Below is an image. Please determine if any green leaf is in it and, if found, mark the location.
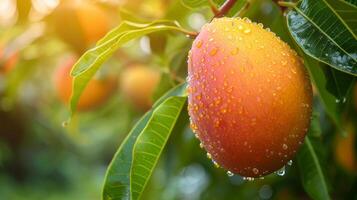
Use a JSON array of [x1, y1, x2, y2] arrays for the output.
[[325, 67, 355, 101], [102, 83, 187, 200], [224, 0, 249, 17], [301, 52, 353, 134], [69, 20, 193, 116], [102, 112, 150, 200], [130, 96, 186, 200], [181, 0, 208, 9], [285, 12, 355, 135], [325, 0, 357, 35], [181, 0, 248, 16], [309, 112, 322, 137], [152, 73, 176, 102], [297, 136, 331, 200], [344, 0, 357, 6], [286, 0, 357, 75]]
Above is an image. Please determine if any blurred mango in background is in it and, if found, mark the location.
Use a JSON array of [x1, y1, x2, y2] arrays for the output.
[[53, 54, 118, 111], [0, 0, 356, 200]]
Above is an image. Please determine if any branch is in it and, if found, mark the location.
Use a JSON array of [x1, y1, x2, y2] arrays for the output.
[[215, 0, 237, 17], [275, 1, 297, 12], [277, 1, 297, 7], [208, 0, 220, 15]]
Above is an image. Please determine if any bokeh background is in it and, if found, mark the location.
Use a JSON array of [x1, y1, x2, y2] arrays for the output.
[[0, 0, 356, 199]]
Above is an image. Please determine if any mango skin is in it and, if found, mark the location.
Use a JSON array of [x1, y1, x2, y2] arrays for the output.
[[187, 18, 313, 177], [54, 56, 117, 111]]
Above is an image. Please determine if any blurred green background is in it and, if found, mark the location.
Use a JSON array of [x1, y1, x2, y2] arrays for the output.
[[0, 0, 356, 199]]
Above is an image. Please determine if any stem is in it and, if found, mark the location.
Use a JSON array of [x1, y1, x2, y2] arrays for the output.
[[277, 1, 297, 8], [208, 0, 220, 15], [184, 31, 199, 39], [215, 0, 237, 17], [171, 27, 198, 39]]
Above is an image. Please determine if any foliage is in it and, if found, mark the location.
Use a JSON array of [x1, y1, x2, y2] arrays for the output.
[[0, 0, 356, 200]]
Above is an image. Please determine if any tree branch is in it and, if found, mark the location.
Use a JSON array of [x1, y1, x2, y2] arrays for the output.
[[208, 0, 220, 15], [215, 0, 237, 17]]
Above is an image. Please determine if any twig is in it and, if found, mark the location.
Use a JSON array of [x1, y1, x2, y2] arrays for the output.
[[276, 1, 297, 12], [184, 31, 199, 39], [208, 0, 220, 15], [277, 1, 297, 7], [215, 0, 237, 17]]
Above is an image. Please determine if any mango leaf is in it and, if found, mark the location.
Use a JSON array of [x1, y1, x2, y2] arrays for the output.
[[130, 96, 186, 200], [325, 0, 357, 34], [181, 0, 208, 9], [324, 67, 355, 102], [69, 20, 193, 116], [181, 0, 248, 16], [301, 51, 350, 135], [309, 112, 322, 137], [297, 136, 331, 200], [102, 83, 187, 200], [152, 73, 176, 102], [285, 10, 354, 135], [344, 0, 357, 7], [286, 0, 357, 75]]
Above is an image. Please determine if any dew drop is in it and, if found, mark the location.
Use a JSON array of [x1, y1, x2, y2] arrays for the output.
[[187, 86, 192, 94], [196, 40, 203, 48], [230, 48, 239, 55], [243, 17, 251, 23], [212, 160, 220, 168], [227, 171, 234, 177], [282, 144, 288, 150], [243, 177, 255, 181], [290, 68, 297, 74], [243, 29, 251, 34], [186, 76, 191, 82], [199, 143, 204, 148], [206, 153, 212, 159], [62, 121, 69, 127], [210, 47, 218, 56], [252, 168, 259, 174], [287, 160, 293, 166], [276, 166, 286, 176], [190, 123, 198, 132]]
